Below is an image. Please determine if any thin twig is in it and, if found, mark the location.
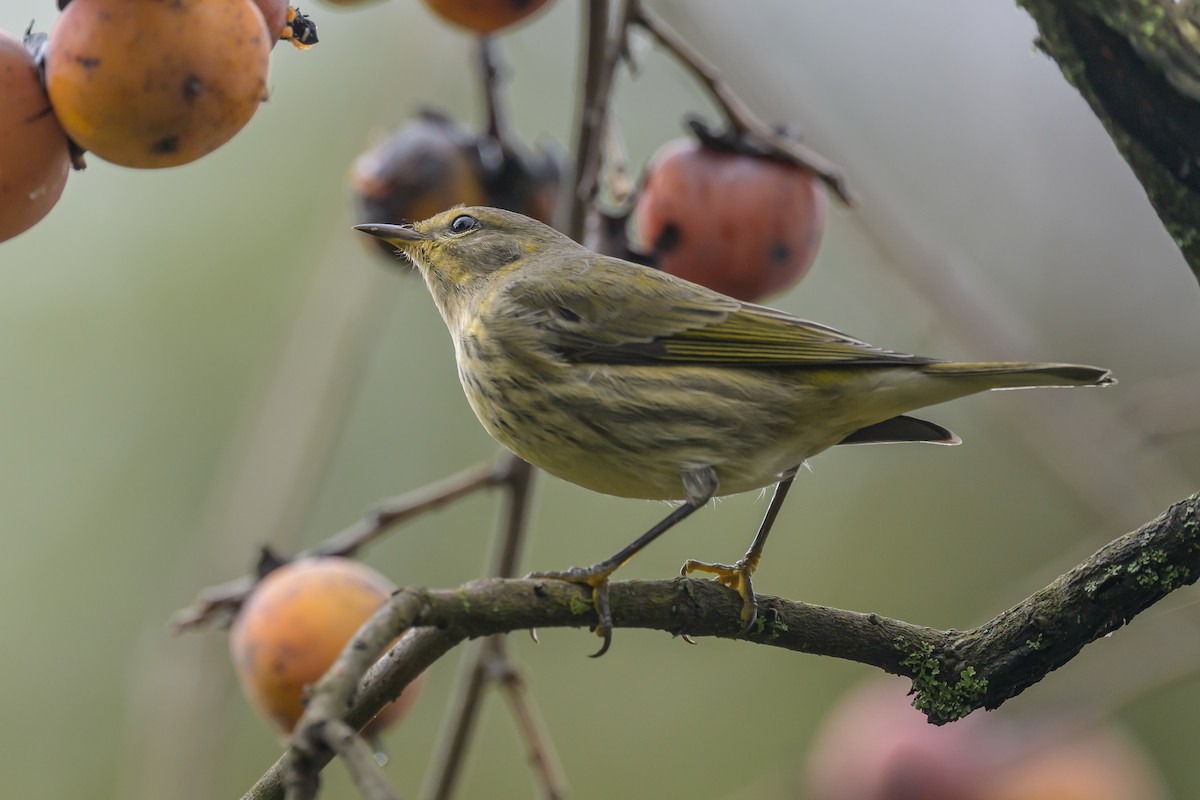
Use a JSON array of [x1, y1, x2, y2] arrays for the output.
[[281, 749, 320, 800], [313, 458, 508, 558], [488, 639, 568, 800], [420, 457, 537, 800], [602, 121, 635, 206], [419, 639, 493, 800], [171, 457, 505, 632], [560, 0, 620, 243], [850, 194, 1194, 533], [478, 37, 511, 147], [626, 0, 853, 204], [323, 720, 400, 800]]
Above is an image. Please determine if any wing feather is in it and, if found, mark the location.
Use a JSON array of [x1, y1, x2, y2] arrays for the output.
[[502, 257, 931, 368]]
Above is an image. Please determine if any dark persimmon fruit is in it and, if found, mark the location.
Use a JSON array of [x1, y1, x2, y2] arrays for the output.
[[352, 113, 488, 259], [45, 0, 271, 168], [0, 29, 70, 243], [635, 137, 826, 302], [352, 111, 560, 261], [229, 557, 424, 737]]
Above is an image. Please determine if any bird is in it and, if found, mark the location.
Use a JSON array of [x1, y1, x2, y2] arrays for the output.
[[354, 206, 1114, 656]]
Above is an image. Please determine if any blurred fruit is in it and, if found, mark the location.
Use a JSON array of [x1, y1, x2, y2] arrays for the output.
[[352, 113, 487, 258], [979, 725, 1168, 800], [229, 557, 424, 737], [45, 0, 271, 168], [351, 110, 559, 260], [804, 677, 1169, 800], [805, 677, 989, 800], [423, 0, 552, 34], [250, 0, 289, 43], [0, 30, 70, 243], [634, 135, 826, 302]]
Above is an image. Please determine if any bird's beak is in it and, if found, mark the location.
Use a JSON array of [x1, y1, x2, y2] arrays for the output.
[[352, 223, 429, 250]]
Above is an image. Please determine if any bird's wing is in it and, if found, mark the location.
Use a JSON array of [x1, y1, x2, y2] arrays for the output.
[[503, 257, 932, 367]]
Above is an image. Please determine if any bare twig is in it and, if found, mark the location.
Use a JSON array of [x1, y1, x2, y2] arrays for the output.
[[311, 458, 509, 558], [626, 0, 853, 204], [850, 198, 1194, 533], [560, 0, 622, 244], [477, 37, 510, 146], [419, 456, 538, 800], [322, 720, 399, 800], [281, 750, 319, 800], [602, 121, 635, 206], [171, 457, 506, 632], [419, 640, 492, 800], [489, 640, 568, 800]]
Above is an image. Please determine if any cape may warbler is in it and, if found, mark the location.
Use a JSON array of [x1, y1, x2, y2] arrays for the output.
[[356, 207, 1113, 654]]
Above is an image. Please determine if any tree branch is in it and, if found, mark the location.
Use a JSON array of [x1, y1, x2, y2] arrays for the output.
[[1017, 0, 1200, 284], [242, 492, 1199, 798]]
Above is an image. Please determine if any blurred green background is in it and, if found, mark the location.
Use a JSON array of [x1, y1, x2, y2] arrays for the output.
[[2, 1, 1199, 798]]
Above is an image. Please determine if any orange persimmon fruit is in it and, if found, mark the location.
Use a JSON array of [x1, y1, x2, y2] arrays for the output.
[[0, 29, 70, 243], [229, 557, 424, 737], [44, 0, 271, 168]]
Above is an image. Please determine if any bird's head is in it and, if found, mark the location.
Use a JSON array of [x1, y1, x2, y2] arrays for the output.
[[354, 206, 573, 320]]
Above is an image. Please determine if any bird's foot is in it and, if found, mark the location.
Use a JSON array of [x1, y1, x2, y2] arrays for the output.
[[527, 563, 617, 657], [679, 557, 760, 633]]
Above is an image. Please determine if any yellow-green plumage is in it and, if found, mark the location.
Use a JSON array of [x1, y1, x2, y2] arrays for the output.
[[356, 206, 1114, 649], [356, 206, 1113, 503]]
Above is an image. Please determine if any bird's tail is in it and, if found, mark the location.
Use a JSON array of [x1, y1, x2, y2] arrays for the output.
[[920, 361, 1115, 389]]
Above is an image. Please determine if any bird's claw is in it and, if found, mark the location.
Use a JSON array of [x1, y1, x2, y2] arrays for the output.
[[527, 564, 617, 656], [680, 557, 759, 633], [588, 580, 613, 657]]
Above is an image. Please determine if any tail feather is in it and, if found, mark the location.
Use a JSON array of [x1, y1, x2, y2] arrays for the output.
[[838, 415, 961, 446], [920, 362, 1115, 389]]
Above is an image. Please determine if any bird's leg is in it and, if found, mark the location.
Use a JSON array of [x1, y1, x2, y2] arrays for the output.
[[528, 467, 718, 657], [681, 469, 798, 633]]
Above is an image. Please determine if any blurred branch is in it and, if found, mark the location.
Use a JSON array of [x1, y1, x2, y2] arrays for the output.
[[853, 200, 1193, 532], [418, 457, 540, 800], [626, 0, 853, 204], [171, 457, 507, 632], [489, 640, 568, 800], [242, 492, 1199, 798], [477, 37, 511, 147], [1017, 0, 1200, 285], [422, 635, 566, 800], [560, 0, 623, 244]]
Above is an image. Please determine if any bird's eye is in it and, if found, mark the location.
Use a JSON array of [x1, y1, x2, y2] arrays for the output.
[[450, 214, 477, 234]]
